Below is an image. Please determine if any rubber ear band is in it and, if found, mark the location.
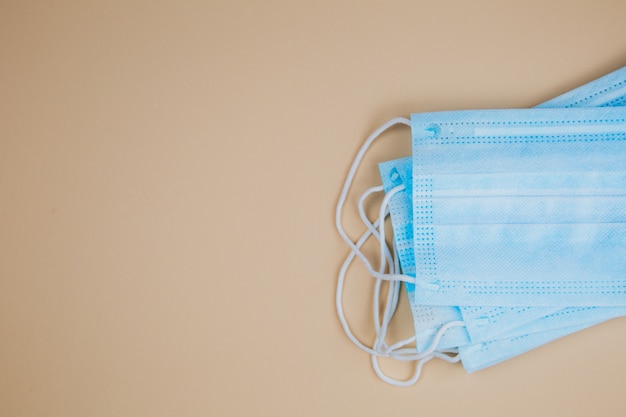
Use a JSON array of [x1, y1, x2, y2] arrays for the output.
[[335, 117, 466, 386]]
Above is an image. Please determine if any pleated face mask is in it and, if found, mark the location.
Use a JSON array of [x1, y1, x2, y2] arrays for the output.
[[381, 156, 626, 358], [379, 66, 626, 357], [335, 65, 626, 387], [410, 106, 626, 307]]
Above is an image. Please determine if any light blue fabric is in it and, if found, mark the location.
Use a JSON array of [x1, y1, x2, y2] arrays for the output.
[[460, 305, 626, 373], [380, 156, 626, 348], [459, 323, 593, 373], [381, 155, 626, 358], [411, 106, 626, 307], [536, 66, 626, 109], [379, 66, 626, 363], [380, 158, 558, 349]]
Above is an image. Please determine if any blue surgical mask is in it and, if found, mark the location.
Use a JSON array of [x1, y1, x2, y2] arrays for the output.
[[380, 157, 560, 350], [336, 65, 626, 386], [410, 106, 626, 307], [379, 67, 626, 356], [380, 155, 626, 349], [456, 66, 626, 370], [381, 108, 626, 357]]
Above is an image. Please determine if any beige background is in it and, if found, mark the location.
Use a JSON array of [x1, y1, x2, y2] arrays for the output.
[[2, 1, 626, 416]]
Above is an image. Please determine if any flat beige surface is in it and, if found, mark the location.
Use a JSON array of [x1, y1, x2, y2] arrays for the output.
[[2, 1, 626, 416]]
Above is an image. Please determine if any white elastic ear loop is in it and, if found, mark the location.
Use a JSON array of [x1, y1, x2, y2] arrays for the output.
[[371, 347, 466, 387], [355, 185, 407, 353], [335, 117, 415, 284], [373, 185, 405, 343], [371, 320, 466, 387], [373, 187, 406, 356], [375, 185, 404, 278], [369, 186, 466, 386], [336, 192, 411, 357], [358, 186, 399, 351], [386, 320, 465, 361], [335, 116, 466, 386], [336, 197, 461, 358], [373, 349, 462, 387], [358, 185, 404, 340], [371, 354, 434, 387], [357, 185, 394, 276], [336, 216, 391, 355]]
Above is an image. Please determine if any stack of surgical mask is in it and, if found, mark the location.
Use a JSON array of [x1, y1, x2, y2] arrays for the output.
[[335, 66, 626, 386]]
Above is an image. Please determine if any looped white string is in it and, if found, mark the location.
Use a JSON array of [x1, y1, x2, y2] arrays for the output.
[[335, 116, 466, 386], [335, 117, 417, 285]]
